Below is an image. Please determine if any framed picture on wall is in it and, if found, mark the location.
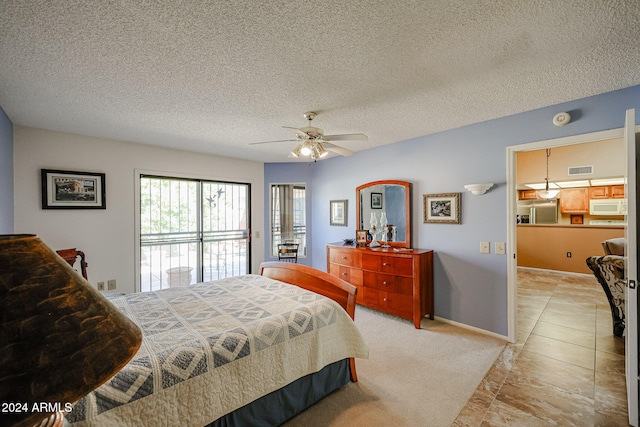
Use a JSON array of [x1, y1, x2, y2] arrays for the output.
[[41, 169, 106, 209], [371, 192, 382, 209], [423, 192, 460, 224], [330, 199, 348, 226]]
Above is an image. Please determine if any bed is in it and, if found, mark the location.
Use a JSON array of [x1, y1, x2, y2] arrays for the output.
[[64, 262, 368, 426]]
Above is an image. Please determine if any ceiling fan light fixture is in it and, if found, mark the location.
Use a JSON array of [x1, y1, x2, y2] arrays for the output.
[[290, 144, 302, 158], [300, 140, 313, 156], [313, 142, 328, 158]]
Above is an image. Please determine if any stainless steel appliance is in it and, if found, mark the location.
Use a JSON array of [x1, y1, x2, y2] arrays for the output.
[[517, 199, 558, 224]]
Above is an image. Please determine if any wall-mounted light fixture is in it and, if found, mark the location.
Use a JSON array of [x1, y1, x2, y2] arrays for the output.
[[464, 183, 494, 195]]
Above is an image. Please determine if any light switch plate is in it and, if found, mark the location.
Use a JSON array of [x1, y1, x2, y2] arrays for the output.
[[480, 241, 490, 254], [495, 242, 506, 255]]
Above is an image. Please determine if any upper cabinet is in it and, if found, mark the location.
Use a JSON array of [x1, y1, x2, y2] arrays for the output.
[[519, 189, 539, 200], [611, 185, 625, 198], [560, 188, 589, 213], [589, 185, 625, 199]]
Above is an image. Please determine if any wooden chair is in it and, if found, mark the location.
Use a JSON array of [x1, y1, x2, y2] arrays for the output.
[[277, 243, 299, 263], [56, 248, 88, 280]]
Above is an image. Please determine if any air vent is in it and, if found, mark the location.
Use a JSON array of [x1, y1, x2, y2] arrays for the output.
[[568, 165, 593, 176]]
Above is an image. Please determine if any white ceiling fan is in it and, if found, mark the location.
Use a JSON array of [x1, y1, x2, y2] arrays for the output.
[[250, 112, 368, 160]]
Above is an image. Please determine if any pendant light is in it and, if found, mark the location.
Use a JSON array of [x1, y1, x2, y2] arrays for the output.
[[537, 148, 560, 199]]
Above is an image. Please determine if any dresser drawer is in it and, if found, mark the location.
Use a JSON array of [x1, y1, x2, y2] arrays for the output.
[[362, 254, 413, 276], [330, 264, 363, 286], [329, 248, 362, 268], [362, 288, 412, 315], [363, 271, 412, 294]]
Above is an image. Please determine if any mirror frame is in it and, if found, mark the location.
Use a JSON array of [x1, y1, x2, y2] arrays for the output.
[[356, 180, 411, 248]]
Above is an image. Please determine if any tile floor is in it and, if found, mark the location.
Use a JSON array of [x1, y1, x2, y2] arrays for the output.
[[453, 268, 629, 426]]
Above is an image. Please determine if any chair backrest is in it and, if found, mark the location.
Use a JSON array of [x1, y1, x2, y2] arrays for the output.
[[602, 238, 625, 256], [56, 248, 88, 280], [277, 243, 299, 263]]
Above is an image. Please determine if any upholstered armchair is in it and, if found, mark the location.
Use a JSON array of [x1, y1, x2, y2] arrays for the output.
[[586, 255, 625, 337]]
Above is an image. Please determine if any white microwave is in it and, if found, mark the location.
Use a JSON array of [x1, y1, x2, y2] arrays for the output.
[[590, 199, 627, 215]]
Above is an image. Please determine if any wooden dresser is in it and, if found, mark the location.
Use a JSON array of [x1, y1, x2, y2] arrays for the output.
[[327, 243, 434, 328]]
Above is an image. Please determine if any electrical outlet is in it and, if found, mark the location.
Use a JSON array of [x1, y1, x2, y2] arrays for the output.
[[97, 281, 105, 291], [480, 241, 490, 254], [495, 242, 506, 255], [107, 279, 116, 290], [566, 252, 572, 258]]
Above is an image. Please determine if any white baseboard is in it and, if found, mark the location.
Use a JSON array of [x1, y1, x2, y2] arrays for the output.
[[433, 316, 508, 342]]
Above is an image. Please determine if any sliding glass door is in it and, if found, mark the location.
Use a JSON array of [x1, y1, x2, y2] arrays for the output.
[[139, 175, 250, 292]]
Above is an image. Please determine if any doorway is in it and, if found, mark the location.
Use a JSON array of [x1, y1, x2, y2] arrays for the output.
[[507, 127, 630, 341], [507, 121, 638, 425]]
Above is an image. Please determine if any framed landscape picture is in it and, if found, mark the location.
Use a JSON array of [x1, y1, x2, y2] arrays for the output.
[[41, 169, 106, 209], [423, 193, 460, 224]]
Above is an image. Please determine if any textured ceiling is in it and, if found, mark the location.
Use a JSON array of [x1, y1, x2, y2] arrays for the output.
[[1, 1, 639, 163]]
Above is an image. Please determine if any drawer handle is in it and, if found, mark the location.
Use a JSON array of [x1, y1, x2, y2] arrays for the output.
[[382, 281, 388, 285], [383, 297, 388, 302], [341, 256, 347, 260], [342, 272, 347, 276]]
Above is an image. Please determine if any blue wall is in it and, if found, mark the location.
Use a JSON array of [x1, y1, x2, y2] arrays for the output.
[[0, 107, 13, 233], [264, 84, 640, 336]]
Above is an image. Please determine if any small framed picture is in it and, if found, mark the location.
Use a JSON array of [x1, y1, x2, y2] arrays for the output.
[[571, 214, 584, 224], [330, 199, 348, 226], [423, 193, 461, 224], [41, 169, 106, 209], [371, 192, 382, 209], [356, 230, 368, 247]]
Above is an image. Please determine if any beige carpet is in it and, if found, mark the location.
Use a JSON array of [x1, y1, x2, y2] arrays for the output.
[[284, 306, 506, 427]]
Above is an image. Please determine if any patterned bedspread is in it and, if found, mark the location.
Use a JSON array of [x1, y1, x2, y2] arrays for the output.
[[65, 274, 368, 426]]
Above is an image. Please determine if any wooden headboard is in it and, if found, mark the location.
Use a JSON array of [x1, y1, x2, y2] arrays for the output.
[[259, 261, 357, 319]]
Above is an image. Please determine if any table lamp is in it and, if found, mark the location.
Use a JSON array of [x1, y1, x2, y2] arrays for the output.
[[0, 234, 142, 427]]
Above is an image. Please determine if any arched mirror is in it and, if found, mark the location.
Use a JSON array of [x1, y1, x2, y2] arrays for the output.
[[356, 180, 411, 248]]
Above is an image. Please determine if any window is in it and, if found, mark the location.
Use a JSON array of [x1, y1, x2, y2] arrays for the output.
[[271, 184, 306, 257], [139, 175, 250, 292]]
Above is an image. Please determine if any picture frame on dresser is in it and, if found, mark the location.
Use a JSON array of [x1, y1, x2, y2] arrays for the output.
[[423, 193, 460, 224], [355, 230, 368, 247], [41, 169, 106, 209]]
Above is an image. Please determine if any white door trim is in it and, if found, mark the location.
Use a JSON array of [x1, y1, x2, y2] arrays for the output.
[[506, 127, 630, 342], [624, 109, 638, 426]]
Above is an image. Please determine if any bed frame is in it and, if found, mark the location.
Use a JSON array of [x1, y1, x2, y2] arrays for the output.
[[259, 261, 359, 382]]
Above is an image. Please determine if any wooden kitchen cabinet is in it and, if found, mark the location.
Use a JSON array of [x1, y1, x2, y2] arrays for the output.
[[611, 185, 625, 198], [519, 189, 539, 200], [327, 243, 433, 329], [589, 186, 610, 199], [590, 185, 625, 199], [560, 188, 589, 213]]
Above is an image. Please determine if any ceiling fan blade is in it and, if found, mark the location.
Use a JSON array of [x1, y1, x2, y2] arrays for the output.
[[282, 126, 308, 138], [249, 139, 298, 145], [323, 142, 354, 157], [324, 133, 368, 142]]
